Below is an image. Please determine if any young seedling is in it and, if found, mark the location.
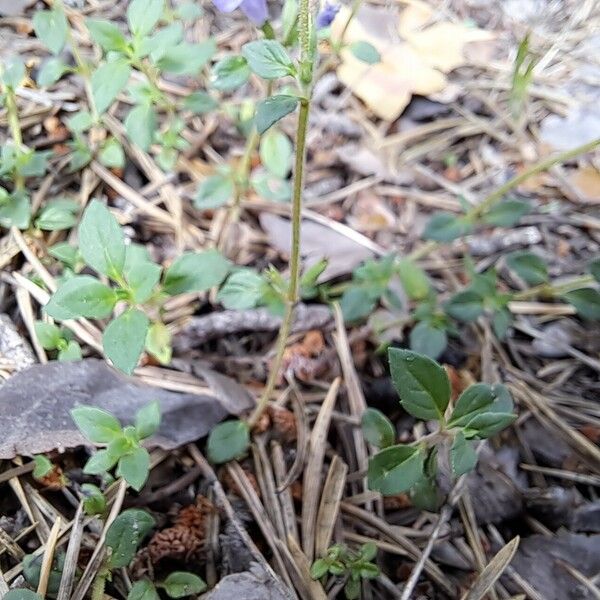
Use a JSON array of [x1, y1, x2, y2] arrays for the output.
[[128, 572, 207, 600], [362, 348, 516, 509], [71, 401, 160, 491], [44, 199, 231, 373], [34, 321, 82, 362], [310, 542, 379, 600]]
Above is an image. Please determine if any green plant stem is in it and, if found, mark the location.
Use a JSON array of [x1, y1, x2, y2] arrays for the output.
[[336, 0, 363, 51], [261, 21, 276, 39], [247, 97, 311, 428], [514, 273, 595, 301], [90, 566, 108, 600], [5, 87, 24, 190], [468, 137, 600, 220], [409, 137, 600, 262]]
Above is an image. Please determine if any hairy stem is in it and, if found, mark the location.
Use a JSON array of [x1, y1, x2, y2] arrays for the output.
[[514, 273, 595, 301], [247, 97, 311, 428], [409, 137, 600, 261]]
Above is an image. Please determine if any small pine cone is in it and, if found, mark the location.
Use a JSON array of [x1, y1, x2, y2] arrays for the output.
[[251, 410, 271, 435], [147, 526, 203, 564], [174, 505, 205, 538], [268, 406, 297, 442]]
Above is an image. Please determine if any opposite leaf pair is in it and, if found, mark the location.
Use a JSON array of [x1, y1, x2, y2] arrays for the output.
[[363, 348, 516, 507]]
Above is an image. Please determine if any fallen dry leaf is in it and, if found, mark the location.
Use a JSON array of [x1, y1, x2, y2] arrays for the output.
[[332, 1, 494, 120], [569, 166, 600, 201]]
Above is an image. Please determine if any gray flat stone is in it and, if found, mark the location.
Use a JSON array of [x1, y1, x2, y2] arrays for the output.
[[0, 359, 252, 459]]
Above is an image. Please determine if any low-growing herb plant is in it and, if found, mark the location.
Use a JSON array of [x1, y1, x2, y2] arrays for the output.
[[128, 572, 207, 600], [310, 542, 379, 600], [34, 321, 82, 362], [44, 199, 231, 373], [71, 402, 160, 491], [362, 348, 516, 509]]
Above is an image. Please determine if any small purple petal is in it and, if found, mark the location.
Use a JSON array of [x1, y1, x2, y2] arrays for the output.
[[239, 0, 268, 25], [212, 0, 245, 13], [316, 2, 339, 28]]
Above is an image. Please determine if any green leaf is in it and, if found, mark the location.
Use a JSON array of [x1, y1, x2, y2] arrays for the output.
[[250, 170, 291, 203], [71, 406, 122, 443], [482, 198, 530, 227], [84, 448, 119, 474], [34, 321, 62, 349], [422, 212, 472, 242], [388, 348, 450, 420], [448, 383, 515, 438], [163, 250, 230, 295], [410, 475, 440, 512], [445, 290, 484, 322], [359, 542, 378, 562], [397, 258, 430, 300], [78, 200, 126, 279], [58, 340, 82, 361], [135, 401, 160, 439], [349, 41, 380, 64], [1, 56, 25, 88], [33, 9, 68, 55], [128, 581, 160, 600], [367, 444, 424, 495], [125, 103, 157, 151], [116, 446, 150, 491], [106, 509, 155, 568], [3, 591, 43, 600], [340, 287, 376, 322], [344, 578, 360, 600], [175, 2, 203, 20], [82, 483, 107, 516], [259, 128, 292, 178], [506, 251, 548, 285], [361, 408, 395, 448], [242, 40, 295, 79], [255, 94, 298, 134], [49, 242, 80, 268], [125, 261, 162, 304], [409, 321, 447, 360], [35, 198, 79, 231], [217, 269, 265, 309], [450, 431, 477, 476], [103, 309, 149, 374], [156, 40, 216, 75], [161, 572, 207, 598], [45, 275, 117, 320], [99, 138, 125, 168], [127, 0, 164, 36], [310, 559, 329, 580], [492, 308, 512, 339], [86, 19, 128, 52], [207, 420, 250, 464], [143, 23, 183, 61], [563, 288, 600, 320], [211, 55, 250, 91], [589, 259, 600, 283], [37, 57, 69, 86], [0, 190, 31, 229], [183, 91, 218, 114], [145, 321, 172, 364], [194, 173, 234, 210], [91, 59, 131, 114], [67, 111, 94, 134], [33, 455, 54, 479]]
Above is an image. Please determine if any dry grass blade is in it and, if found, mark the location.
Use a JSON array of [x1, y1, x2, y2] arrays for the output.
[[56, 503, 84, 600], [271, 441, 300, 543], [0, 566, 8, 596], [0, 526, 25, 560], [287, 535, 328, 600], [301, 376, 340, 562], [315, 455, 348, 557], [462, 536, 520, 600], [37, 517, 62, 598]]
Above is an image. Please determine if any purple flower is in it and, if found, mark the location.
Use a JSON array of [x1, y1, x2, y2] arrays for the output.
[[316, 2, 340, 28], [212, 0, 268, 25]]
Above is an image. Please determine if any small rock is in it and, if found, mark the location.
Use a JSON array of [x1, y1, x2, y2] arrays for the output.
[[200, 562, 294, 600], [0, 314, 35, 374]]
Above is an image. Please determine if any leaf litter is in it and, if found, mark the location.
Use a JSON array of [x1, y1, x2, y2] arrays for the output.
[[1, 0, 600, 599]]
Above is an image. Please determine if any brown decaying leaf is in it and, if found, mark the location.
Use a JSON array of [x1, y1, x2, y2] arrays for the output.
[[332, 1, 494, 120]]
